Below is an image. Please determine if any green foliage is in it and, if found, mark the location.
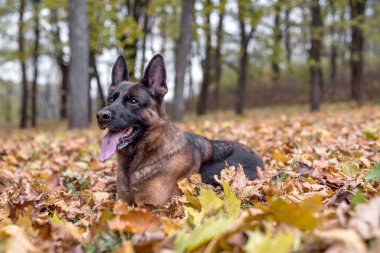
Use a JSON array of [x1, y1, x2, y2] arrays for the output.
[[351, 190, 367, 209], [90, 231, 123, 253], [365, 163, 380, 182]]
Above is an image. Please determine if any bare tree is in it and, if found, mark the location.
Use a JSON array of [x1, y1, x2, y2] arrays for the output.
[[31, 0, 40, 127], [68, 0, 89, 128], [349, 0, 367, 103], [271, 0, 282, 81], [328, 0, 337, 86], [197, 0, 213, 115], [139, 4, 152, 76], [18, 0, 28, 128], [51, 10, 70, 119], [213, 0, 226, 109], [309, 0, 323, 111], [236, 0, 257, 115], [172, 0, 195, 122], [89, 51, 106, 110], [284, 4, 292, 67]]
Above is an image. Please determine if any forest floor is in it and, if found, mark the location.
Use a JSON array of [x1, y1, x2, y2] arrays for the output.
[[1, 103, 380, 253]]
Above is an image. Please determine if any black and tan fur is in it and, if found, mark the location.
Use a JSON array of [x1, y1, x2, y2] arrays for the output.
[[97, 54, 264, 206]]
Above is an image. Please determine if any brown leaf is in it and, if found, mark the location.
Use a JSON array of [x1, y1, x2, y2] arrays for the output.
[[108, 209, 161, 233], [348, 196, 380, 239], [46, 172, 61, 191]]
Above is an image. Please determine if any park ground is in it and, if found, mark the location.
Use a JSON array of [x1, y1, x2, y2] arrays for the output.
[[1, 103, 380, 252]]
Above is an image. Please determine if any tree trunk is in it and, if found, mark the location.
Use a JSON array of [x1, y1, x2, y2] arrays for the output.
[[122, 0, 149, 80], [284, 6, 292, 67], [172, 0, 195, 122], [329, 43, 337, 83], [271, 0, 282, 81], [5, 85, 12, 123], [31, 0, 40, 127], [213, 0, 226, 109], [88, 76, 92, 123], [236, 37, 250, 115], [235, 3, 253, 115], [51, 9, 70, 119], [18, 0, 28, 128], [309, 0, 323, 112], [90, 52, 106, 109], [60, 65, 69, 119], [197, 0, 213, 115], [139, 8, 150, 76], [328, 0, 337, 89], [349, 0, 366, 103], [69, 0, 89, 129]]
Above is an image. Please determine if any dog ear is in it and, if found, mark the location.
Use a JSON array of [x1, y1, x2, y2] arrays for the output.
[[141, 54, 168, 97], [111, 55, 129, 88]]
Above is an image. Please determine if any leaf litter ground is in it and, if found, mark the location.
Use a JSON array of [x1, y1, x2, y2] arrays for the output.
[[1, 103, 380, 253]]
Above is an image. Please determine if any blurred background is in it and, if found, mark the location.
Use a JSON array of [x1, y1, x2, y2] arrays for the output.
[[0, 0, 379, 129]]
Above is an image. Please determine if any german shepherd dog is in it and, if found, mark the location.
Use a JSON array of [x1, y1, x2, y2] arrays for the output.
[[97, 54, 264, 206]]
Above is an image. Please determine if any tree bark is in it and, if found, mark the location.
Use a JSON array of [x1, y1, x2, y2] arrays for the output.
[[5, 85, 12, 123], [271, 0, 282, 81], [328, 0, 337, 89], [329, 43, 337, 82], [349, 0, 366, 103], [122, 0, 149, 80], [172, 0, 195, 122], [197, 0, 213, 115], [69, 0, 89, 129], [236, 2, 254, 115], [18, 0, 28, 128], [139, 7, 150, 77], [284, 6, 292, 67], [88, 71, 92, 123], [213, 0, 226, 109], [309, 0, 323, 112], [90, 52, 106, 109], [51, 10, 69, 119], [31, 0, 40, 127]]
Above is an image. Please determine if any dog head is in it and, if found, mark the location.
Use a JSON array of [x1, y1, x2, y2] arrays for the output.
[[97, 54, 168, 162]]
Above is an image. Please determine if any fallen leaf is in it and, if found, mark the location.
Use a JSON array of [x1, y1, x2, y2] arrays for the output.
[[365, 162, 380, 182], [244, 231, 295, 253], [108, 209, 160, 233]]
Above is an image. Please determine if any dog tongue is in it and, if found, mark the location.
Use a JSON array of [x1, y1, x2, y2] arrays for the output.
[[99, 130, 125, 162]]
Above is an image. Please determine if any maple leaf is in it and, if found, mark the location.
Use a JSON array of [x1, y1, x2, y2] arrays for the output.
[[267, 195, 323, 231]]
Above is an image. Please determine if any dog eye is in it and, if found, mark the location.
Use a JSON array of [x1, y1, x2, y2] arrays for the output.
[[107, 98, 114, 105], [128, 98, 138, 105]]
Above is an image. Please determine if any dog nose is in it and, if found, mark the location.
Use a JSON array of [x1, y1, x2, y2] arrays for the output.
[[97, 110, 112, 121]]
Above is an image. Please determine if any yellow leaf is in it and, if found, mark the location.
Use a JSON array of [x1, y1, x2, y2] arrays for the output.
[[222, 181, 241, 218], [49, 210, 63, 225], [269, 195, 322, 231], [113, 240, 135, 253], [342, 162, 359, 178], [306, 177, 318, 184], [0, 225, 37, 253], [174, 217, 233, 253], [198, 188, 223, 216], [273, 152, 291, 163], [245, 231, 295, 253]]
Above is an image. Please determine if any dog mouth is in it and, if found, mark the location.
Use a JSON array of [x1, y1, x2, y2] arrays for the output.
[[116, 126, 141, 151], [98, 126, 141, 162]]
